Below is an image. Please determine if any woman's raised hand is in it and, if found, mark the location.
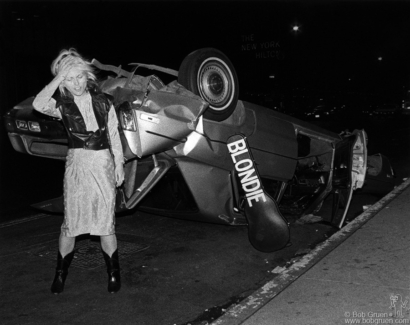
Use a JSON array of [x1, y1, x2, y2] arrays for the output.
[[57, 56, 78, 81]]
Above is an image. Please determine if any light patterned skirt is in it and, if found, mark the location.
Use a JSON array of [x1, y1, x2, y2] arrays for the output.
[[61, 148, 116, 237]]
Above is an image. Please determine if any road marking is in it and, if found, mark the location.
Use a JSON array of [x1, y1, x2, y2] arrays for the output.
[[0, 213, 51, 228]]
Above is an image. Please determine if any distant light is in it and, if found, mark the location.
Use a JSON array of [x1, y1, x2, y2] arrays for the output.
[[378, 57, 383, 61], [293, 25, 300, 32], [269, 75, 275, 79]]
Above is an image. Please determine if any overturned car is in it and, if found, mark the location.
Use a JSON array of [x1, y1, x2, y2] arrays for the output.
[[3, 48, 394, 252]]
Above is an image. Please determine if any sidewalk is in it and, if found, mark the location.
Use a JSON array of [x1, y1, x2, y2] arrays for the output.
[[213, 178, 410, 325]]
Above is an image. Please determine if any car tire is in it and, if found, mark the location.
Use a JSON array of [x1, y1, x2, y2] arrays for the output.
[[178, 48, 239, 122]]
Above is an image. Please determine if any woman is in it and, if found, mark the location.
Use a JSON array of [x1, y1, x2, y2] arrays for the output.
[[33, 48, 125, 294]]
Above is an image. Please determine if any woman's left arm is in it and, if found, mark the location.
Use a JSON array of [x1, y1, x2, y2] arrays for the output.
[[107, 105, 125, 186]]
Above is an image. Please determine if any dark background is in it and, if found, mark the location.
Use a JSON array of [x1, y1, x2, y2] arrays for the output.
[[1, 0, 409, 107], [1, 0, 410, 220]]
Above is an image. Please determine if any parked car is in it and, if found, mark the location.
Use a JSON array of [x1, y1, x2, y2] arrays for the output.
[[3, 48, 394, 252]]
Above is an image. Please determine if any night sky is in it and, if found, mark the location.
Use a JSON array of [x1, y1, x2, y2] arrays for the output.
[[0, 0, 409, 112]]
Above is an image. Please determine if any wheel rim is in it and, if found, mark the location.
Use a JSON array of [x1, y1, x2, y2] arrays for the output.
[[198, 57, 235, 111]]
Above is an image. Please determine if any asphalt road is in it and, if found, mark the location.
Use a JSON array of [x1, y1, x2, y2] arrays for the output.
[[0, 192, 385, 325], [1, 115, 409, 324]]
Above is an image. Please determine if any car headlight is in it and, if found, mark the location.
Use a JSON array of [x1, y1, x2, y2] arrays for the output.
[[16, 120, 28, 130], [120, 109, 137, 132], [15, 120, 41, 132], [28, 121, 41, 132]]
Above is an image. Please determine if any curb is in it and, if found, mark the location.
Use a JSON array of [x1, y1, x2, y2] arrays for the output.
[[211, 178, 410, 325]]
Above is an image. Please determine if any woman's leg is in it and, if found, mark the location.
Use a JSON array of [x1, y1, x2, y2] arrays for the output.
[[59, 233, 76, 256], [100, 234, 117, 256]]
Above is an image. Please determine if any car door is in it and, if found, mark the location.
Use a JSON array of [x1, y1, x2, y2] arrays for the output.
[[331, 129, 367, 228]]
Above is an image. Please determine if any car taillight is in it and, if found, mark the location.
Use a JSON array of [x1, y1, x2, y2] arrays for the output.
[[120, 109, 137, 131], [28, 121, 41, 132], [16, 120, 28, 130]]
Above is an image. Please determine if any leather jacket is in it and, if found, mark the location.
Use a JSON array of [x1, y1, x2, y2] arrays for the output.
[[56, 89, 111, 150]]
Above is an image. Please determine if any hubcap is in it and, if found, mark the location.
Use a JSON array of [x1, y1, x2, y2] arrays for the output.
[[199, 61, 231, 110], [208, 73, 224, 94]]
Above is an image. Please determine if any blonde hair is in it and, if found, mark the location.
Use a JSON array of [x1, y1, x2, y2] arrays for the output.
[[51, 48, 97, 96]]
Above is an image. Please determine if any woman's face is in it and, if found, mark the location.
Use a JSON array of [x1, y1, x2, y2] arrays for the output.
[[64, 67, 88, 97]]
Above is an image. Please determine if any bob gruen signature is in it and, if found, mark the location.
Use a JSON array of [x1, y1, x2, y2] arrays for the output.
[[390, 294, 410, 318], [344, 295, 410, 323], [227, 137, 266, 207]]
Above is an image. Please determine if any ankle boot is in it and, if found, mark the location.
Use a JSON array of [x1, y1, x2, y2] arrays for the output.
[[102, 249, 121, 293], [51, 250, 75, 294]]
